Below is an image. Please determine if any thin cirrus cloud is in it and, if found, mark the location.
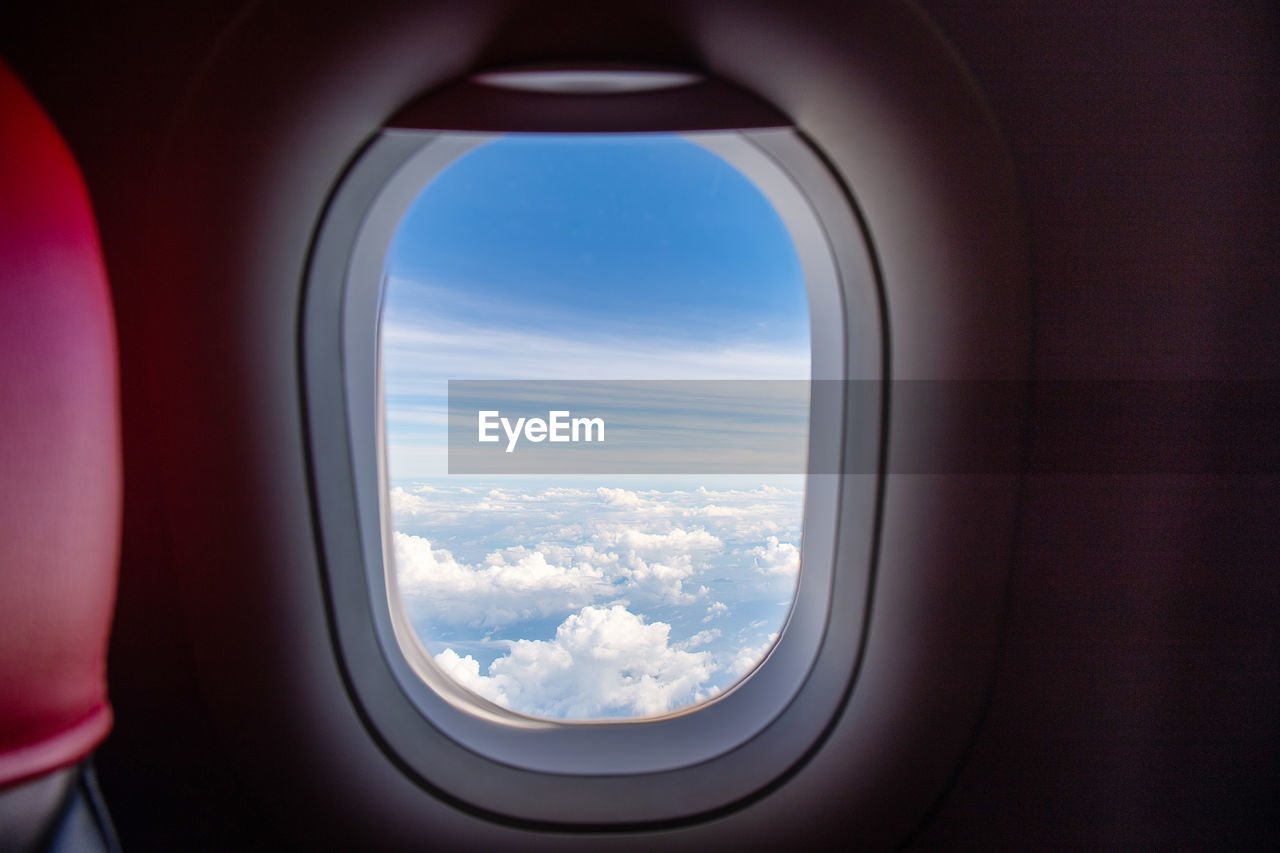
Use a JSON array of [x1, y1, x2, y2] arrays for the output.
[[381, 309, 809, 386], [380, 310, 811, 480]]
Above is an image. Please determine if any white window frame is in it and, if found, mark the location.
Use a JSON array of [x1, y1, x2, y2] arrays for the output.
[[302, 115, 884, 823]]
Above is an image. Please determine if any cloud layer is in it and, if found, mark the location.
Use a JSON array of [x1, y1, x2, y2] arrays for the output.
[[437, 605, 715, 719], [391, 481, 803, 719]]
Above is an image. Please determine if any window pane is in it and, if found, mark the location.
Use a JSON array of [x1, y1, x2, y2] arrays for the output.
[[380, 134, 809, 720]]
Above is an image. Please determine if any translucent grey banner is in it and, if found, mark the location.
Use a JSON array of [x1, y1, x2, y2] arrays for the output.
[[448, 380, 812, 475], [446, 380, 1278, 474]]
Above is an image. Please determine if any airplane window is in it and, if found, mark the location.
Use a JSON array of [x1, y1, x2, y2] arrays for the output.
[[296, 58, 988, 821], [379, 134, 810, 721], [305, 111, 873, 807]]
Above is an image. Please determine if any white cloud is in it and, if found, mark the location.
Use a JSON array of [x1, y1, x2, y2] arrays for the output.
[[394, 533, 610, 628], [534, 541, 619, 570], [748, 536, 801, 576], [395, 522, 717, 624], [726, 633, 780, 680], [596, 486, 646, 508], [381, 309, 810, 389], [434, 648, 511, 707], [589, 525, 723, 603], [594, 486, 676, 515], [392, 483, 806, 717], [593, 525, 722, 553], [390, 486, 434, 517], [619, 554, 698, 604], [435, 605, 716, 719], [703, 601, 730, 622], [680, 628, 722, 649]]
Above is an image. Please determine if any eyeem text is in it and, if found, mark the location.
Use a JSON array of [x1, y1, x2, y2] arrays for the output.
[[478, 410, 606, 453]]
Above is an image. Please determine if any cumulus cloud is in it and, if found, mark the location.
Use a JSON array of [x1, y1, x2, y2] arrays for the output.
[[726, 633, 780, 680], [596, 486, 646, 508], [590, 525, 724, 603], [620, 554, 698, 603], [680, 628, 722, 649], [389, 486, 435, 517], [394, 533, 610, 628], [593, 525, 721, 553], [703, 601, 730, 622], [435, 605, 716, 719], [747, 536, 801, 577], [394, 523, 719, 623], [392, 482, 806, 716]]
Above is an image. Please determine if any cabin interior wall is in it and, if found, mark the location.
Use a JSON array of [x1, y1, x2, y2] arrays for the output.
[[910, 3, 1280, 848]]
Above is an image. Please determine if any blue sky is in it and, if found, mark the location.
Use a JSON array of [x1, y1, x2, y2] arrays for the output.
[[380, 133, 811, 720], [385, 134, 807, 345]]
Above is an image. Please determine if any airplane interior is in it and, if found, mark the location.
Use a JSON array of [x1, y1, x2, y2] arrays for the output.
[[1, 1, 1277, 850]]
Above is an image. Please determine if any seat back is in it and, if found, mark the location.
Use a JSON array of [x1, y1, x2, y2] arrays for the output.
[[0, 59, 122, 849]]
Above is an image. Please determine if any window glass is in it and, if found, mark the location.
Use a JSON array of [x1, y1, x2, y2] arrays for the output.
[[380, 134, 809, 720]]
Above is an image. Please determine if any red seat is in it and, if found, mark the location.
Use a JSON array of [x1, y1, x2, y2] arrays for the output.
[[0, 59, 122, 849]]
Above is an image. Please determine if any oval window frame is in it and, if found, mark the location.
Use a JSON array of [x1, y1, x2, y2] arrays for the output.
[[301, 73, 885, 824]]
